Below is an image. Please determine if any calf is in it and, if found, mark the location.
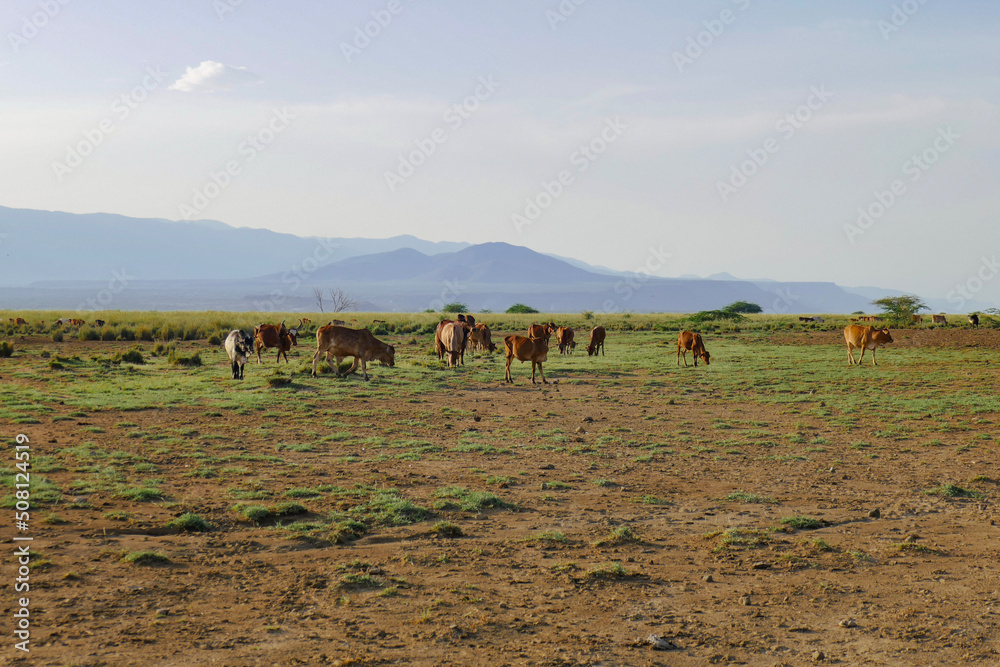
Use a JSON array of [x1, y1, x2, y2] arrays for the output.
[[504, 335, 548, 384], [932, 314, 947, 325], [555, 326, 575, 354], [677, 331, 710, 367], [587, 326, 606, 356], [469, 323, 497, 353], [224, 329, 254, 380]]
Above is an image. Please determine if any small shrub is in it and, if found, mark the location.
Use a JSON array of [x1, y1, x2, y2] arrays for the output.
[[330, 519, 368, 544], [168, 350, 202, 366], [925, 483, 983, 499], [0, 341, 14, 357], [781, 516, 824, 530], [116, 486, 162, 502], [77, 327, 100, 342], [51, 330, 64, 342], [586, 561, 629, 579], [115, 348, 145, 365]]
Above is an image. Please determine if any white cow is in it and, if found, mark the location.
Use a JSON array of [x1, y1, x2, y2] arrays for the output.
[[224, 329, 254, 380]]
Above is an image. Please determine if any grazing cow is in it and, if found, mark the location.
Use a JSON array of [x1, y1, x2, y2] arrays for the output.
[[330, 319, 346, 326], [969, 313, 980, 329], [468, 323, 497, 353], [311, 325, 395, 381], [10, 317, 27, 326], [504, 335, 548, 384], [912, 315, 924, 324], [676, 331, 711, 367], [798, 317, 814, 323], [527, 323, 551, 343], [254, 321, 298, 363], [439, 322, 466, 367], [844, 325, 893, 366], [93, 319, 106, 327], [812, 316, 824, 323], [68, 319, 84, 327], [299, 317, 312, 324], [555, 326, 575, 354], [435, 319, 471, 364], [224, 329, 254, 380], [587, 326, 606, 356], [932, 314, 947, 325]]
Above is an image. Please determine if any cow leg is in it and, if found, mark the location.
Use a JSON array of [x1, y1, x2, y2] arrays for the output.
[[504, 356, 513, 383], [239, 362, 245, 380], [857, 347, 866, 365], [256, 343, 263, 364], [345, 356, 360, 376], [232, 359, 239, 379], [311, 349, 323, 376], [361, 359, 369, 381], [870, 348, 877, 366], [846, 345, 854, 365], [537, 361, 547, 384]]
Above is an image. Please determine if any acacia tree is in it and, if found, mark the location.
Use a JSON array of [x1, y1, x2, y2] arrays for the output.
[[872, 295, 928, 325], [722, 301, 763, 314]]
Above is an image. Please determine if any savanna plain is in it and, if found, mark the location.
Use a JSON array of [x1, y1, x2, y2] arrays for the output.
[[1, 312, 999, 666]]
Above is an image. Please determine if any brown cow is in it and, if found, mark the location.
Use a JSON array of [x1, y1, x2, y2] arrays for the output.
[[468, 323, 496, 353], [440, 322, 466, 368], [676, 331, 710, 367], [435, 319, 470, 364], [555, 326, 575, 354], [299, 317, 312, 324], [912, 315, 924, 324], [932, 314, 947, 325], [254, 321, 299, 363], [504, 335, 548, 384], [527, 323, 550, 342], [10, 317, 27, 326], [587, 326, 606, 356], [844, 325, 893, 366], [311, 325, 395, 381]]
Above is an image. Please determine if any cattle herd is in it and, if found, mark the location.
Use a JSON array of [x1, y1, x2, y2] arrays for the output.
[[5, 312, 983, 381]]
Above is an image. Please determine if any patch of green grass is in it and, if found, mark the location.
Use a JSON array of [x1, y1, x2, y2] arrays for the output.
[[123, 550, 170, 565], [593, 525, 639, 547], [924, 483, 983, 499], [115, 486, 162, 502], [585, 561, 630, 579], [781, 516, 825, 530], [711, 527, 772, 552], [351, 491, 432, 527], [103, 510, 132, 521], [330, 519, 368, 544], [522, 530, 568, 544], [591, 478, 617, 488], [165, 513, 212, 532], [430, 521, 463, 537], [724, 490, 776, 504]]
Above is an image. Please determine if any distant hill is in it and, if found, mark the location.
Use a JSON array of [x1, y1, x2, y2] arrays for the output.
[[2, 206, 978, 313], [0, 206, 467, 286]]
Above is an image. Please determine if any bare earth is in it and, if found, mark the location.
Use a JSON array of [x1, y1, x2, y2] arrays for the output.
[[3, 328, 1000, 666]]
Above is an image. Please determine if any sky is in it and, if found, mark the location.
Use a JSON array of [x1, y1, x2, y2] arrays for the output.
[[2, 0, 999, 302]]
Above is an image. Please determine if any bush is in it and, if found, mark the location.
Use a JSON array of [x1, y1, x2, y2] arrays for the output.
[[51, 330, 64, 343], [0, 341, 13, 358], [506, 303, 539, 314], [207, 332, 223, 346], [165, 513, 212, 532], [136, 326, 154, 342], [77, 327, 100, 342], [168, 350, 202, 367], [442, 302, 469, 313], [115, 348, 145, 365]]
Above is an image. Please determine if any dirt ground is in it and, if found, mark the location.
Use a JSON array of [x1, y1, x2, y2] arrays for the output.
[[3, 328, 1000, 666]]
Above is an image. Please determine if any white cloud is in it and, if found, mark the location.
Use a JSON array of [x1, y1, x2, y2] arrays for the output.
[[169, 61, 263, 93]]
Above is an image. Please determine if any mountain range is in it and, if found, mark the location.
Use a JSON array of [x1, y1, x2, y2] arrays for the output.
[[0, 206, 982, 313]]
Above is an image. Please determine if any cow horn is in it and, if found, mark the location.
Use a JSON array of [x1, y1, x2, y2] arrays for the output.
[[297, 318, 304, 328]]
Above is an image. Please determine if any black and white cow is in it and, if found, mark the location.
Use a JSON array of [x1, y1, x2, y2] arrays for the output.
[[224, 329, 254, 380]]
